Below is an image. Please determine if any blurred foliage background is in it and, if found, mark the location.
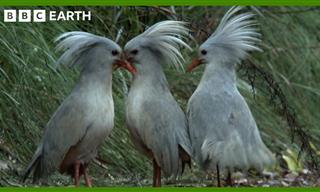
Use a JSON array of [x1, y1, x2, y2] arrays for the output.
[[0, 6, 319, 186]]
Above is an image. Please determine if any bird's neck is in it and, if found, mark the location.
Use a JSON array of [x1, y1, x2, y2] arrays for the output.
[[76, 65, 113, 94], [132, 61, 169, 90], [200, 61, 236, 88]]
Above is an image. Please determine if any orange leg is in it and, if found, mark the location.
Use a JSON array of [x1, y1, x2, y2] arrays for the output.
[[73, 161, 81, 187], [83, 167, 92, 187], [152, 159, 161, 187]]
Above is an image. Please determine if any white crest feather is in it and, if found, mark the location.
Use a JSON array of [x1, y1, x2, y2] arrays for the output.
[[126, 20, 192, 71], [204, 6, 261, 63], [55, 31, 115, 68]]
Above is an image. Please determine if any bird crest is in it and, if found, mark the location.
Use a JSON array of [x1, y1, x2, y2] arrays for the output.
[[55, 31, 116, 68], [203, 6, 262, 64], [125, 20, 192, 71]]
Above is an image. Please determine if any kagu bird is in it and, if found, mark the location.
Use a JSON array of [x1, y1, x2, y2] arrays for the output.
[[187, 7, 274, 186], [22, 32, 135, 186], [123, 21, 192, 187]]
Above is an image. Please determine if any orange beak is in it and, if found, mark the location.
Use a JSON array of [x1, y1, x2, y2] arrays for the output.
[[113, 59, 137, 74], [187, 58, 203, 72]]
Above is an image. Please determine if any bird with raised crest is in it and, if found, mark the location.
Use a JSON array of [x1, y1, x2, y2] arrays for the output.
[[122, 20, 192, 187], [22, 32, 135, 187], [186, 7, 275, 186]]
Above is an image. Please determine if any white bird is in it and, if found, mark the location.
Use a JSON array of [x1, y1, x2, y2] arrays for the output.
[[123, 21, 192, 187], [187, 7, 274, 186], [23, 32, 135, 186]]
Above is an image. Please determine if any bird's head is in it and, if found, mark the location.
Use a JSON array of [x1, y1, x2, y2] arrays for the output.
[[187, 41, 221, 72], [187, 6, 261, 72], [186, 45, 211, 72], [122, 40, 144, 66], [123, 20, 192, 75], [55, 31, 135, 74]]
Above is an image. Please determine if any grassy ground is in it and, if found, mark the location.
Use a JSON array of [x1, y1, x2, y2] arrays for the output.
[[0, 6, 320, 187]]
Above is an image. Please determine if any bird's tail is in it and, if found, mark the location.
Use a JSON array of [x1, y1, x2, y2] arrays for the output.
[[200, 132, 249, 172], [22, 154, 40, 183], [200, 131, 274, 172], [22, 145, 47, 184], [203, 6, 261, 64]]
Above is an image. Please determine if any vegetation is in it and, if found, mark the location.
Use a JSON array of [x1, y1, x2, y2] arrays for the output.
[[0, 6, 319, 186]]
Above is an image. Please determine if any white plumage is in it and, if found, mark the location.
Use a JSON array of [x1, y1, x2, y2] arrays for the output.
[[55, 31, 117, 68], [187, 6, 274, 177], [23, 31, 122, 186], [201, 6, 261, 65], [125, 20, 192, 71], [124, 20, 192, 187]]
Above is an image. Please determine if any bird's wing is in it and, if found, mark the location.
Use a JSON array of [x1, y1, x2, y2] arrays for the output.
[[166, 95, 192, 163], [130, 95, 190, 177], [40, 94, 94, 173], [188, 88, 273, 171], [227, 90, 275, 170], [23, 93, 93, 182], [167, 96, 193, 175]]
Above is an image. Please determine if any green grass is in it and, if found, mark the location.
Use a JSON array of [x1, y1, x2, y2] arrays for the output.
[[0, 6, 319, 186]]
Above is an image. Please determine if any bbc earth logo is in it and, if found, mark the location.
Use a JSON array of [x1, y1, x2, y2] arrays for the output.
[[3, 10, 91, 22]]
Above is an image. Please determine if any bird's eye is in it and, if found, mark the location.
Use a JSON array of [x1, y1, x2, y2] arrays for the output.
[[201, 50, 207, 55], [112, 50, 119, 56], [131, 49, 138, 55]]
